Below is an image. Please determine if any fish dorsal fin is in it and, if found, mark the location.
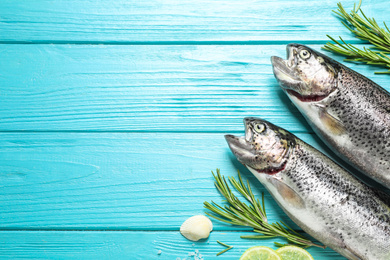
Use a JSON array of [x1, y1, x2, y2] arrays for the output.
[[270, 178, 305, 209], [316, 106, 346, 135]]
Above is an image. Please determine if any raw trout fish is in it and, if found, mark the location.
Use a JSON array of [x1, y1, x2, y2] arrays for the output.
[[225, 117, 390, 260], [271, 44, 390, 189]]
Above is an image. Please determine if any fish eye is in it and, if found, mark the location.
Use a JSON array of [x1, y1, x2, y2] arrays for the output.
[[299, 49, 311, 59], [253, 123, 265, 133], [317, 56, 324, 63]]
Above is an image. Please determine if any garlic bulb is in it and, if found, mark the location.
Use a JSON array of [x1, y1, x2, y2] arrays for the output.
[[180, 215, 213, 241]]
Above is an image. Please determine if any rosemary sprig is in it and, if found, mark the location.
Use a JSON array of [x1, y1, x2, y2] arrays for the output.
[[204, 169, 325, 249], [323, 0, 390, 74]]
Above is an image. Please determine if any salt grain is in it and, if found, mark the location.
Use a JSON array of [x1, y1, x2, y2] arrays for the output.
[[180, 249, 203, 260]]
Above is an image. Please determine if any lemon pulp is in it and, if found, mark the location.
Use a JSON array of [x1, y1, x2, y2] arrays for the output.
[[276, 246, 314, 260], [239, 246, 282, 260]]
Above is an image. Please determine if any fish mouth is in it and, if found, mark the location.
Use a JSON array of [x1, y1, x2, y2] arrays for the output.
[[271, 44, 302, 89], [271, 56, 301, 86], [225, 118, 257, 162], [224, 134, 254, 163]]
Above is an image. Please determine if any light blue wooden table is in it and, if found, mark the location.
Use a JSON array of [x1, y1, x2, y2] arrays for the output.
[[0, 0, 387, 259]]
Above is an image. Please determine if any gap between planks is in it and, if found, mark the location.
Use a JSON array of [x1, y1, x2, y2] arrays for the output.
[[0, 40, 359, 46], [0, 130, 314, 134], [0, 228, 308, 235]]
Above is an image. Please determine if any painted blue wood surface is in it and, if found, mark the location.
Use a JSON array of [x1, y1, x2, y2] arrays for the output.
[[0, 231, 342, 259], [0, 132, 341, 230], [0, 0, 378, 43], [0, 0, 389, 259], [0, 44, 387, 132]]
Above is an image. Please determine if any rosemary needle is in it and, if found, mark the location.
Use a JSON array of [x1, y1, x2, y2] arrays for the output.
[[216, 240, 233, 256], [204, 169, 325, 249]]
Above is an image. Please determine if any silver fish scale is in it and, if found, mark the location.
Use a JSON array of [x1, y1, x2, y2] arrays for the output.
[[284, 140, 390, 260], [318, 66, 390, 188]]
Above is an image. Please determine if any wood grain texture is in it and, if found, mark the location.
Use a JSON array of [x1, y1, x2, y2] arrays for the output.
[[0, 231, 345, 259], [0, 132, 335, 230], [0, 44, 387, 132], [0, 0, 377, 43], [2, 0, 387, 259]]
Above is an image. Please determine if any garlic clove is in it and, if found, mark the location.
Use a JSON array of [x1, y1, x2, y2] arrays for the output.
[[180, 215, 213, 241]]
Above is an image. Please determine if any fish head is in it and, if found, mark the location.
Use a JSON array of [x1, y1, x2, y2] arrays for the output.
[[225, 117, 295, 174], [271, 43, 339, 102]]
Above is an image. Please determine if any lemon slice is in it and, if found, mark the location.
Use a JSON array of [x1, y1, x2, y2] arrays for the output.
[[276, 246, 314, 260], [240, 246, 282, 260]]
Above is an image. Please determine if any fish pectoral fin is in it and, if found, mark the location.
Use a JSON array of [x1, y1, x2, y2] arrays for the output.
[[270, 178, 305, 209], [317, 107, 346, 135], [342, 246, 363, 260], [329, 231, 363, 260], [373, 189, 390, 207]]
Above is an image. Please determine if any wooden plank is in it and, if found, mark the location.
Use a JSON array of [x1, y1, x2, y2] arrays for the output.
[[0, 0, 380, 43], [0, 231, 345, 259], [0, 44, 387, 132], [0, 131, 344, 230]]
